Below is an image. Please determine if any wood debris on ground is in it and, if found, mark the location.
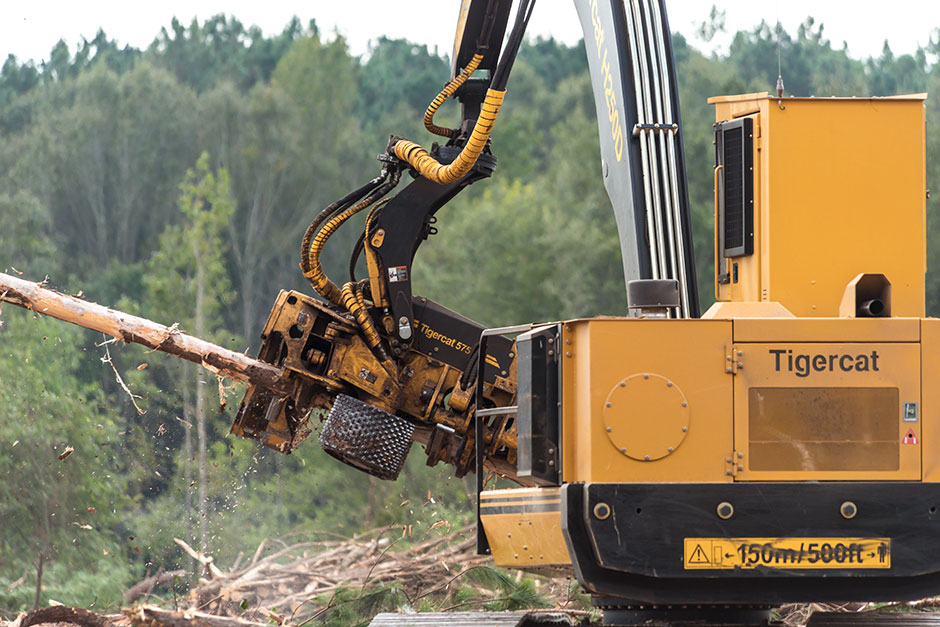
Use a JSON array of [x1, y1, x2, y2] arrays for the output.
[[0, 525, 583, 627], [185, 524, 522, 620]]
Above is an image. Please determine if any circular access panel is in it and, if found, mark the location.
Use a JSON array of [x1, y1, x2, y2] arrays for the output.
[[603, 373, 689, 461]]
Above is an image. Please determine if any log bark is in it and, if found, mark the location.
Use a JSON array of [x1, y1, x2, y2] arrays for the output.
[[9, 606, 111, 627], [0, 273, 289, 395], [5, 606, 279, 627]]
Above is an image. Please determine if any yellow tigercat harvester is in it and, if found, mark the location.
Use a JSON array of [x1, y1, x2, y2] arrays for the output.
[[230, 1, 937, 624]]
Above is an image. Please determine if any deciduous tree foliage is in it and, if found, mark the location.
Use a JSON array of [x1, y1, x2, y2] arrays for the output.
[[0, 312, 131, 607]]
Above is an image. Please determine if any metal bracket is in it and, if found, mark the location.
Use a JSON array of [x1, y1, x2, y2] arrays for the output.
[[725, 345, 743, 375], [725, 450, 744, 477], [632, 122, 678, 136]]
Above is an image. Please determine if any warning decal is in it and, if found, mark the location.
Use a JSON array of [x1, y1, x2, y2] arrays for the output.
[[903, 429, 918, 445], [388, 266, 409, 283], [683, 537, 891, 570], [687, 543, 710, 565]]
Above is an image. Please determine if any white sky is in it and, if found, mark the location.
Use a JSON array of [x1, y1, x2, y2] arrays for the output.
[[2, 1, 939, 66]]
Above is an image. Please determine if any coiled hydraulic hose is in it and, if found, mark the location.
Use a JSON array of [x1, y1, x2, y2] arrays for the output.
[[423, 53, 484, 138], [393, 87, 505, 185]]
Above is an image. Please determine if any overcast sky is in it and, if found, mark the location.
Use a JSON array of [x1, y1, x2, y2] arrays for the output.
[[3, 1, 940, 67]]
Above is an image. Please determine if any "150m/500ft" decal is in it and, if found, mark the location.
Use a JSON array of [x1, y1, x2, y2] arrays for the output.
[[683, 537, 891, 569]]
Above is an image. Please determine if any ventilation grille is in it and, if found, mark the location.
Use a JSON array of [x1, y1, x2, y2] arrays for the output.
[[717, 117, 753, 257], [723, 127, 744, 250]]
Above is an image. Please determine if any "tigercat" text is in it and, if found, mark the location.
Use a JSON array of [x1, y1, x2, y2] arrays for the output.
[[770, 349, 880, 377]]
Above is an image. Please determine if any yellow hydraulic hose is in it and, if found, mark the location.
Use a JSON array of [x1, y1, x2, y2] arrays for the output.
[[393, 88, 505, 186], [341, 281, 397, 376], [424, 53, 484, 138], [304, 197, 389, 305]]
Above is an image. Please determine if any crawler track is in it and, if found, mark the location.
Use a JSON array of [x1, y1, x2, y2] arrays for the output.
[[807, 613, 940, 626], [367, 610, 940, 627]]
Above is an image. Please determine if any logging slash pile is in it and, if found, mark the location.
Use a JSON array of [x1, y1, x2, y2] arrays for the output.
[[0, 525, 587, 627]]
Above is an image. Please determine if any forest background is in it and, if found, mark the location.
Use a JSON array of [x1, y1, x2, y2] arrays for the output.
[[1, 7, 938, 610]]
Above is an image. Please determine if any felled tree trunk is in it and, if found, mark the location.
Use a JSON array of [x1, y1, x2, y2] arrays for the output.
[[5, 606, 279, 627], [0, 272, 288, 395], [126, 607, 277, 627]]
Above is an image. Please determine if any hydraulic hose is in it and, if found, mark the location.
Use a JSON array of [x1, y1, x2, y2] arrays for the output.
[[391, 0, 534, 185], [340, 280, 396, 376], [300, 173, 387, 278], [490, 0, 535, 91], [393, 88, 505, 185], [424, 53, 484, 138], [303, 188, 395, 305], [348, 199, 385, 283]]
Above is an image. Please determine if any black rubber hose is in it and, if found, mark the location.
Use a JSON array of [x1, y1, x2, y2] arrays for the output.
[[349, 231, 367, 284], [304, 179, 399, 304], [460, 343, 481, 390], [300, 171, 388, 275], [490, 0, 536, 91]]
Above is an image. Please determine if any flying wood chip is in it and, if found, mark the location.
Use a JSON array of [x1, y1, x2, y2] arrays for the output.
[[58, 446, 74, 461]]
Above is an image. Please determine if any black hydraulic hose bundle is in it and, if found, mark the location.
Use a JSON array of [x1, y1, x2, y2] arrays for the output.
[[302, 171, 400, 305], [340, 279, 397, 376], [348, 198, 386, 283], [490, 0, 535, 92], [300, 172, 388, 281], [300, 168, 401, 376], [460, 343, 482, 391], [348, 232, 368, 284]]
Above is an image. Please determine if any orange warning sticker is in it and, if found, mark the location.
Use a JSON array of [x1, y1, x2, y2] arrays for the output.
[[683, 537, 891, 570]]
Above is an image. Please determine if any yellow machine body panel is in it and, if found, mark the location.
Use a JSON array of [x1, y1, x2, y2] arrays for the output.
[[708, 93, 926, 318], [561, 318, 734, 483], [479, 488, 570, 568], [731, 338, 920, 481], [732, 317, 921, 343], [552, 317, 927, 484]]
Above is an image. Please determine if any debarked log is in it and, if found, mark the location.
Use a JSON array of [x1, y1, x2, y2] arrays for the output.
[[0, 272, 289, 396]]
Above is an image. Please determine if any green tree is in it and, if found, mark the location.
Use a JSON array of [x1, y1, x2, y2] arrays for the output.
[[359, 37, 449, 121], [143, 153, 235, 552], [147, 15, 306, 92], [25, 62, 198, 282], [196, 80, 309, 340], [0, 311, 133, 608], [0, 190, 56, 277]]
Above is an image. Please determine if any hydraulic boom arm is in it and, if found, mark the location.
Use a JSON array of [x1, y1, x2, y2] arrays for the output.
[[230, 0, 698, 485]]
